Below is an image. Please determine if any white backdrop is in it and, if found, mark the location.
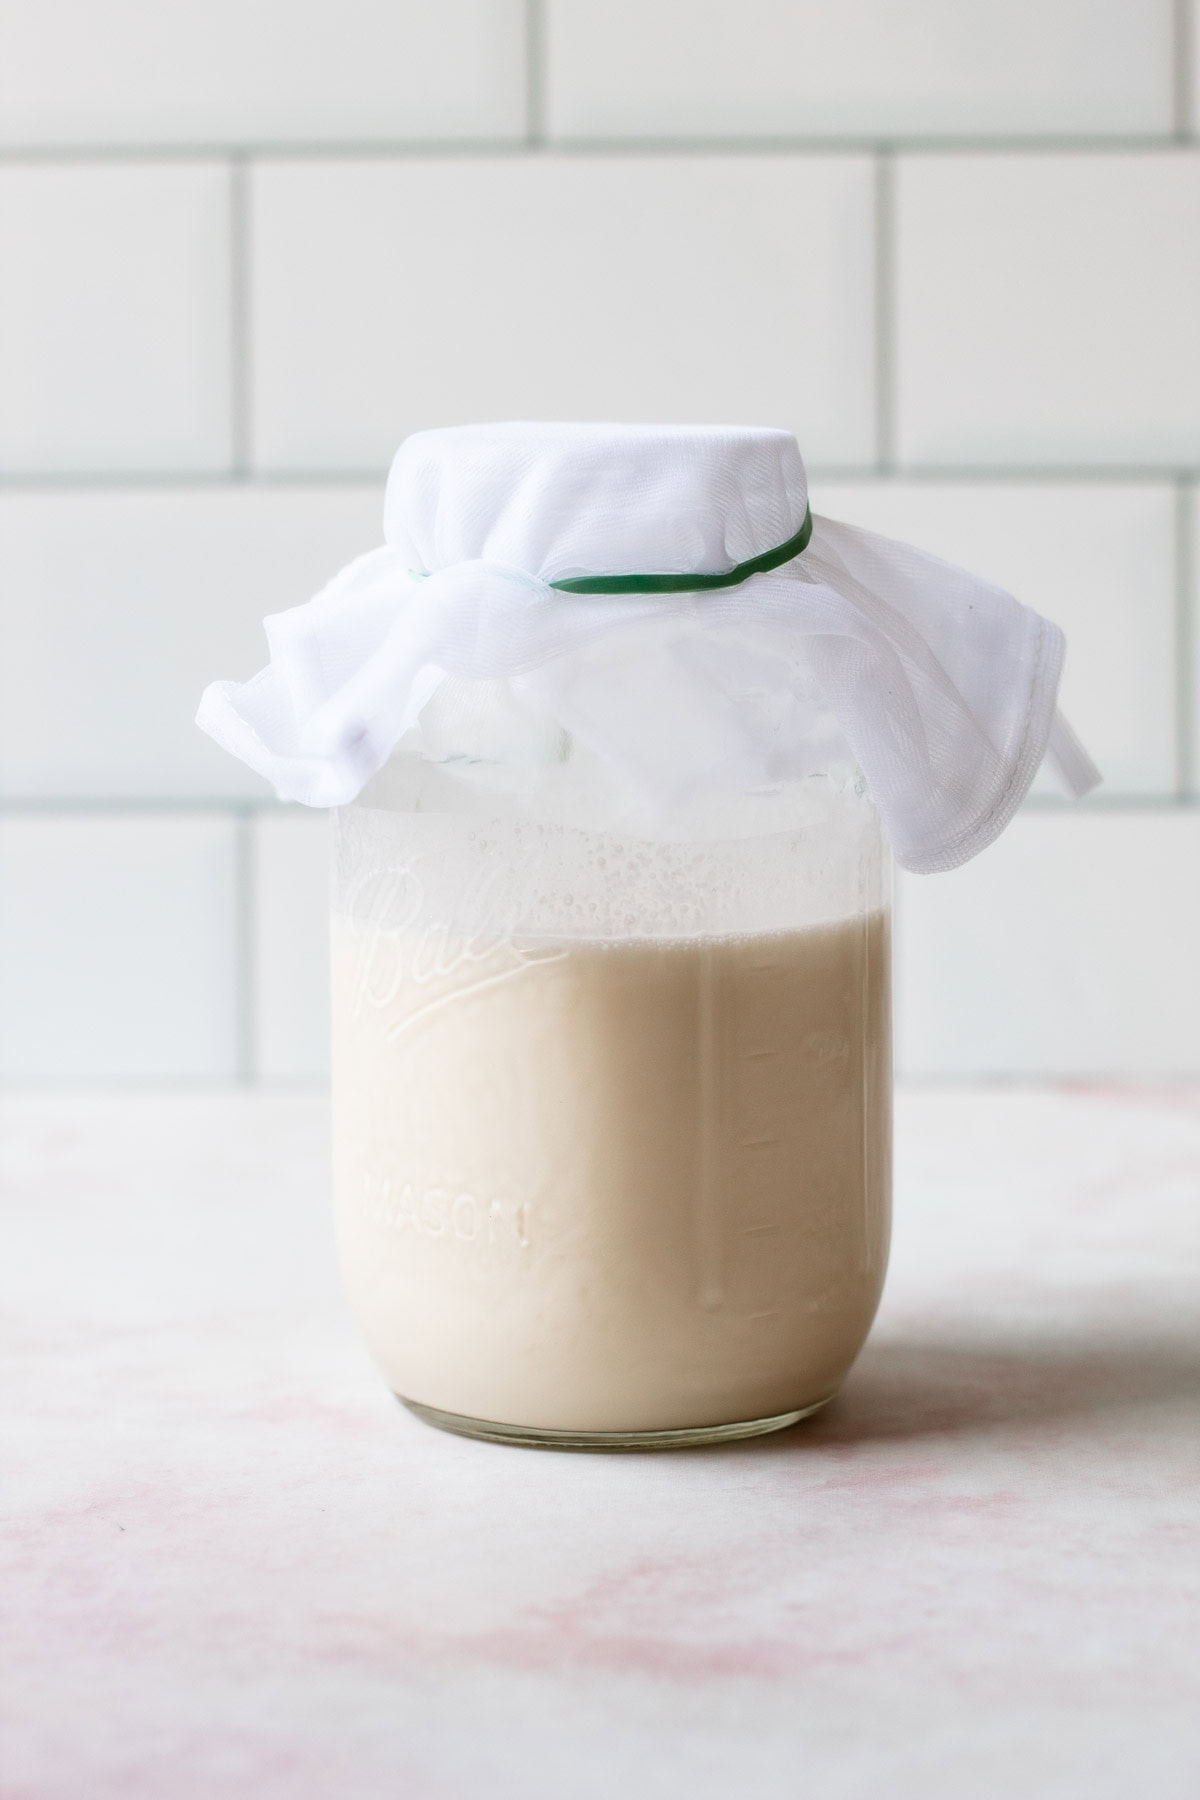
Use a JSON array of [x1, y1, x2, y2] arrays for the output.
[[0, 0, 1197, 1081]]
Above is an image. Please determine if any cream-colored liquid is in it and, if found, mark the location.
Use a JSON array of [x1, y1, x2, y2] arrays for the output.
[[332, 912, 891, 1433]]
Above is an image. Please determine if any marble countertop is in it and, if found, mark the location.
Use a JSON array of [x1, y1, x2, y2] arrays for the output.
[[3, 1086, 1199, 1798]]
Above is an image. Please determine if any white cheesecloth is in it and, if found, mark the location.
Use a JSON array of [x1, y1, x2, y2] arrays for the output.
[[197, 423, 1099, 873]]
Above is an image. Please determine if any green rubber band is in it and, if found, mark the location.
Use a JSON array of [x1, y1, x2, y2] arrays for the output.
[[547, 505, 814, 596]]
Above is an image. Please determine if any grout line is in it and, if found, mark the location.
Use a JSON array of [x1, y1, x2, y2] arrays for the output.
[[0, 139, 531, 163], [0, 796, 286, 814], [1177, 476, 1196, 796], [525, 0, 547, 148], [2, 466, 1197, 495], [233, 811, 257, 1085], [228, 155, 251, 477], [873, 151, 896, 473], [1174, 0, 1194, 138], [0, 134, 1195, 163], [0, 792, 1194, 818], [1021, 793, 1199, 812], [809, 464, 1200, 484], [0, 470, 388, 491]]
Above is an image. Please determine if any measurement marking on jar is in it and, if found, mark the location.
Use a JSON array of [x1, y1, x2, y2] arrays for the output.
[[695, 939, 724, 1311]]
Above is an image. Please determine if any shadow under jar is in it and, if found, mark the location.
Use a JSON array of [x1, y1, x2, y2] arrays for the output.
[[331, 776, 892, 1450]]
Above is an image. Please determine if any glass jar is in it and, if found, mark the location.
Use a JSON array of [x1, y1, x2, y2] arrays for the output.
[[331, 761, 891, 1450], [199, 417, 1087, 1454]]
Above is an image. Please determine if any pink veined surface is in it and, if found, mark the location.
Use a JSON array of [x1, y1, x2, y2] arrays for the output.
[[2, 1086, 1199, 1799]]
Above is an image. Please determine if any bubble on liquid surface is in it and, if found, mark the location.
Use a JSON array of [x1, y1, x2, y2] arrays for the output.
[[335, 783, 884, 946]]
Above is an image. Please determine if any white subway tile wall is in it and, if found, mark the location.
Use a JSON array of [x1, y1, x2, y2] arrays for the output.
[[545, 1, 1176, 141], [249, 155, 875, 471], [895, 153, 1200, 468], [896, 814, 1200, 1076], [0, 163, 233, 474], [0, 487, 379, 797], [1191, 489, 1200, 793], [0, 1, 1196, 1082], [0, 815, 238, 1081], [0, 1, 528, 147], [251, 812, 331, 1081]]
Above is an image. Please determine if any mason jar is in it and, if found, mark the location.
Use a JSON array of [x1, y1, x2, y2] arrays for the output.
[[198, 419, 1092, 1451], [331, 756, 891, 1450]]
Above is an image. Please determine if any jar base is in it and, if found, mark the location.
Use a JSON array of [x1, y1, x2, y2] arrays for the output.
[[397, 1392, 835, 1452]]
